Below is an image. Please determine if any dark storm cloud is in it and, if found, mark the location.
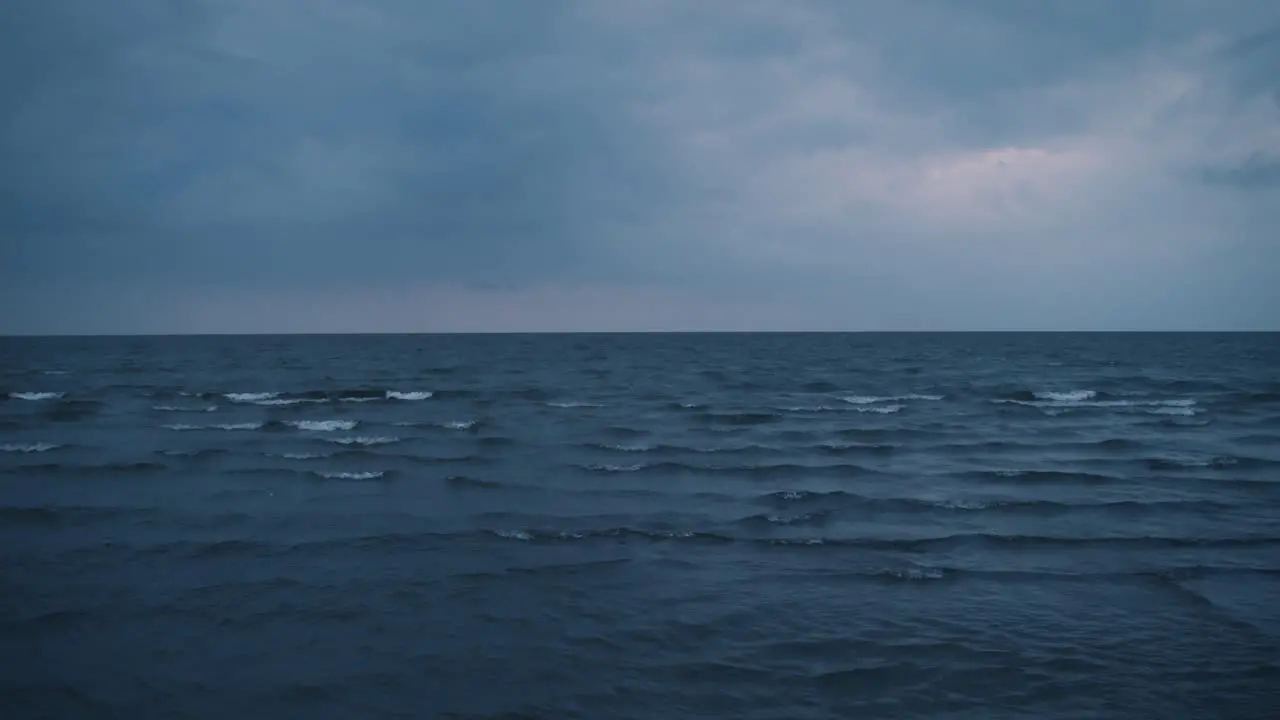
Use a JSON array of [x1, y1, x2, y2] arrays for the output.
[[0, 0, 679, 289]]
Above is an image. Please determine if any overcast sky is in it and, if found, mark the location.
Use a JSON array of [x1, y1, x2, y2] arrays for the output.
[[2, 0, 1278, 333]]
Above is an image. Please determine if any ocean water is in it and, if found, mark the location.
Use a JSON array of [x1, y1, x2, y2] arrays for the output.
[[2, 332, 1279, 719]]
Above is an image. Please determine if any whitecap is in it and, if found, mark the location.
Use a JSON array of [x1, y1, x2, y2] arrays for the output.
[[842, 394, 941, 405], [338, 396, 379, 403], [603, 443, 652, 452], [315, 471, 386, 480], [547, 401, 605, 408], [164, 422, 261, 431], [274, 452, 327, 460], [1, 442, 62, 453], [854, 404, 903, 414], [493, 530, 533, 541], [327, 436, 400, 446], [582, 463, 643, 472], [287, 420, 357, 432], [1034, 390, 1096, 402], [444, 420, 476, 430], [254, 398, 324, 406], [386, 391, 433, 401], [224, 392, 279, 402], [9, 392, 64, 401]]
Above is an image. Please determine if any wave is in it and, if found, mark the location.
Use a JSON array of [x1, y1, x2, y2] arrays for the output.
[[842, 394, 943, 404], [586, 442, 783, 455], [998, 389, 1197, 412], [1146, 455, 1276, 471], [546, 401, 605, 408], [224, 392, 280, 403], [9, 392, 64, 401], [694, 411, 782, 426], [325, 436, 401, 446], [219, 389, 434, 405], [267, 452, 329, 460], [445, 475, 504, 490], [969, 469, 1123, 484], [157, 448, 228, 458], [1, 442, 63, 453], [313, 470, 388, 481], [479, 526, 1279, 551], [761, 490, 1237, 516], [576, 461, 872, 478], [386, 391, 433, 401], [164, 422, 263, 431], [6, 461, 167, 475], [286, 420, 357, 432], [152, 405, 218, 413]]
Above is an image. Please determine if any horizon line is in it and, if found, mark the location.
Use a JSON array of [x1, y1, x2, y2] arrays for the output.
[[3, 329, 1277, 339]]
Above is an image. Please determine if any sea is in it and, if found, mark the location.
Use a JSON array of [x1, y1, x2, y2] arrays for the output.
[[2, 332, 1278, 719]]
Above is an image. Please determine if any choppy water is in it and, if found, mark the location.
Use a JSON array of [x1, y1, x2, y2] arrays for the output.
[[3, 332, 1279, 719]]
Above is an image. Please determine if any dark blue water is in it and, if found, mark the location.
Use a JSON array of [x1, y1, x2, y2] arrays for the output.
[[3, 333, 1279, 719]]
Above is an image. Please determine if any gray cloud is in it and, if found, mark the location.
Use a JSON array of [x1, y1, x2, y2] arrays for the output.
[[3, 0, 1279, 332]]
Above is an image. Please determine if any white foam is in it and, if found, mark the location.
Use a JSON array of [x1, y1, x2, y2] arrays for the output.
[[1034, 390, 1096, 402], [327, 436, 400, 446], [152, 405, 217, 413], [386, 391, 433, 401], [276, 452, 326, 460], [547, 401, 605, 408], [9, 392, 64, 401], [493, 530, 533, 541], [842, 394, 941, 405], [287, 420, 357, 432], [254, 398, 324, 406], [445, 420, 476, 430], [583, 463, 643, 472], [316, 471, 386, 480], [604, 443, 652, 452], [999, 396, 1197, 410], [224, 392, 279, 402], [1, 442, 62, 453], [854, 404, 903, 414], [164, 422, 261, 431], [339, 396, 379, 403]]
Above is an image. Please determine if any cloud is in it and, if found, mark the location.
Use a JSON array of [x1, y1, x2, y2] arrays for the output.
[[2, 0, 1278, 332]]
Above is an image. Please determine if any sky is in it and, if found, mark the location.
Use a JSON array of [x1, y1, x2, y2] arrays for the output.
[[2, 0, 1278, 334]]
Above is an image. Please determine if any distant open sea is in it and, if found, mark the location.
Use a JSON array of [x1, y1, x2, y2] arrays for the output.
[[2, 332, 1278, 719]]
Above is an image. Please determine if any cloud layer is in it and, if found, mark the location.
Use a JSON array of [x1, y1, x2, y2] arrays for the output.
[[3, 0, 1278, 332]]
